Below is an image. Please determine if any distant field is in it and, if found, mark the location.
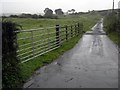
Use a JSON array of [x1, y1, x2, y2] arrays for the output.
[[4, 14, 101, 31]]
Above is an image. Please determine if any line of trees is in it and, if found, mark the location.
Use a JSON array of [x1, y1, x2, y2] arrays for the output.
[[9, 14, 43, 18], [2, 8, 77, 19], [2, 8, 65, 19], [43, 8, 65, 18], [3, 8, 114, 19]]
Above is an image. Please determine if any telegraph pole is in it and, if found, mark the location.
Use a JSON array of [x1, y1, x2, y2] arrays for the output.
[[112, 0, 114, 12]]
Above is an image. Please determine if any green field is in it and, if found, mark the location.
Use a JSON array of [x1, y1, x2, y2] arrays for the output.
[[4, 14, 101, 62], [4, 14, 102, 87], [5, 14, 101, 31]]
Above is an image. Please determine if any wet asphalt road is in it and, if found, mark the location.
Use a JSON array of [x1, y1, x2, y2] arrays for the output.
[[24, 19, 118, 88]]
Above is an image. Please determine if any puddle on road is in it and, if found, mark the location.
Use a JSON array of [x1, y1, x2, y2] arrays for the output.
[[80, 34, 104, 57], [89, 35, 104, 56]]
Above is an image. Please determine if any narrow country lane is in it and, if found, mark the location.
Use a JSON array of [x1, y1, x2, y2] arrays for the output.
[[24, 18, 118, 88]]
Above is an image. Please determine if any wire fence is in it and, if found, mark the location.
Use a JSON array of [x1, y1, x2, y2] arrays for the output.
[[15, 23, 83, 63]]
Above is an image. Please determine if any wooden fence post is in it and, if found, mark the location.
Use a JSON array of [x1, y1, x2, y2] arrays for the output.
[[56, 25, 60, 46], [65, 25, 68, 41], [75, 24, 77, 36], [71, 25, 73, 38], [81, 23, 83, 32], [78, 23, 80, 35]]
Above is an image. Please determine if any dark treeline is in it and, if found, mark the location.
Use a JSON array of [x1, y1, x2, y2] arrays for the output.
[[4, 13, 44, 19]]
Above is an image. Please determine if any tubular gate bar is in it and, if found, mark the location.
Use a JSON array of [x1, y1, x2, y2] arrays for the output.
[[15, 23, 83, 63]]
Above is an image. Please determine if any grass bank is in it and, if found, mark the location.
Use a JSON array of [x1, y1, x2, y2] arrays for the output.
[[107, 32, 120, 45]]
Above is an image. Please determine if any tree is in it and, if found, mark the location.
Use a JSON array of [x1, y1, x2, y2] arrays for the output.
[[19, 13, 32, 18], [55, 9, 64, 15], [38, 15, 43, 18], [67, 9, 75, 15], [44, 8, 53, 18], [71, 9, 75, 14], [44, 8, 50, 14], [2, 21, 22, 88], [9, 15, 19, 18], [32, 14, 39, 18], [67, 10, 71, 14]]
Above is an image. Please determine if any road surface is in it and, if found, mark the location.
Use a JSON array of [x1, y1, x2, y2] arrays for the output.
[[24, 19, 118, 88]]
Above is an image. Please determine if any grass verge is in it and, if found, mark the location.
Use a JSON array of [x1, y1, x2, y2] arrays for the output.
[[20, 33, 83, 86], [107, 32, 120, 45]]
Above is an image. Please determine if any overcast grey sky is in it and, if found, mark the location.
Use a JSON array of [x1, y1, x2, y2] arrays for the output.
[[1, 0, 120, 14]]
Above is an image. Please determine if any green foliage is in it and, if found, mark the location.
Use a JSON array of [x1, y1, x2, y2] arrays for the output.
[[104, 12, 120, 44], [44, 8, 54, 18], [2, 21, 22, 88], [104, 13, 118, 33], [55, 9, 64, 15]]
